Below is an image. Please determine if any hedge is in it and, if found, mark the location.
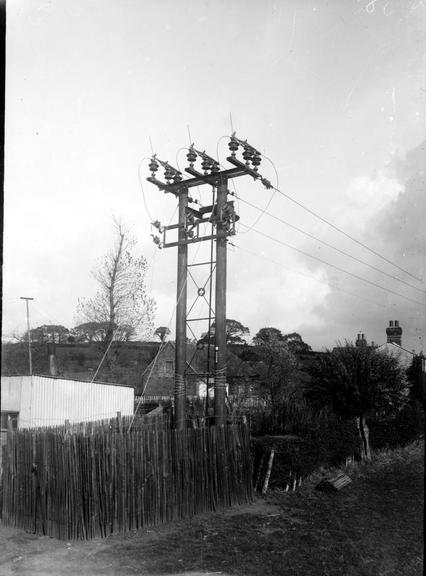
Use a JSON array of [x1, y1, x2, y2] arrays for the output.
[[252, 418, 360, 489], [368, 400, 424, 450]]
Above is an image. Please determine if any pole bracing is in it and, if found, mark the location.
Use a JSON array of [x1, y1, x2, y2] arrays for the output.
[[147, 135, 271, 427]]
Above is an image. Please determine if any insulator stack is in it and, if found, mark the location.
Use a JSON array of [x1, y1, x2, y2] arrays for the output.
[[242, 146, 253, 165], [164, 164, 174, 183], [228, 138, 239, 157], [149, 157, 159, 177], [201, 157, 212, 174], [251, 151, 261, 171], [187, 147, 197, 168]]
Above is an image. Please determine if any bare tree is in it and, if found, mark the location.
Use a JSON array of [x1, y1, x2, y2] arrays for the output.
[[77, 219, 156, 348]]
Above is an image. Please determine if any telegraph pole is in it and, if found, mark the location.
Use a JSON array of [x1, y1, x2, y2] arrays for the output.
[[147, 135, 271, 427], [20, 296, 34, 375], [175, 185, 189, 428], [214, 176, 228, 425]]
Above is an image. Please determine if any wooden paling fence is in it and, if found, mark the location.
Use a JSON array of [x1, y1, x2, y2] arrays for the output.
[[1, 423, 253, 540]]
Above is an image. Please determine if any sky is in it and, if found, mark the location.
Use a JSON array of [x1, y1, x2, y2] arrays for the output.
[[3, 0, 426, 352]]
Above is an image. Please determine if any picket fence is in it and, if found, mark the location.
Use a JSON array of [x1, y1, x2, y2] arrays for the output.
[[1, 420, 253, 540]]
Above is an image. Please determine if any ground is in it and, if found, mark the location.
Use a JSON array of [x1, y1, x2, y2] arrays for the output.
[[0, 441, 423, 576]]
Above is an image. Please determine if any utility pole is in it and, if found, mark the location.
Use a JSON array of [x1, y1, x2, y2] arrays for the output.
[[214, 176, 228, 425], [175, 185, 189, 428], [147, 135, 271, 427], [20, 296, 34, 375]]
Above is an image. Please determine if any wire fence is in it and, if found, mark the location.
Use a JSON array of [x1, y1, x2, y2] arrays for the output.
[[1, 417, 253, 540]]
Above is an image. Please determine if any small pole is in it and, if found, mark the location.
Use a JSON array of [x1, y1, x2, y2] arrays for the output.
[[262, 449, 275, 495], [20, 296, 34, 375]]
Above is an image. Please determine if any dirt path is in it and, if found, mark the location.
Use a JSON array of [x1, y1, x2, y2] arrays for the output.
[[0, 442, 423, 576]]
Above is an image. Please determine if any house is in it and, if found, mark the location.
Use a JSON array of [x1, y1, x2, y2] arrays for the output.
[[378, 320, 418, 369], [139, 340, 212, 399]]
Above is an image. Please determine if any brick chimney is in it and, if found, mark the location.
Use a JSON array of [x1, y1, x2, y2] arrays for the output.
[[356, 333, 367, 347], [386, 320, 402, 346]]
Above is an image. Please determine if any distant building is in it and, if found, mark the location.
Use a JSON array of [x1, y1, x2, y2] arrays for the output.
[[355, 333, 367, 347], [386, 320, 402, 346]]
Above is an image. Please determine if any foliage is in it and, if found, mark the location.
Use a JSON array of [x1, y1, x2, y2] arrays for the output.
[[406, 354, 425, 404], [251, 327, 298, 409], [252, 328, 311, 353], [22, 324, 71, 344], [305, 342, 409, 460], [154, 326, 171, 342], [305, 343, 409, 419], [70, 321, 113, 343], [368, 399, 424, 450], [77, 219, 156, 348], [282, 332, 312, 354], [199, 318, 250, 345], [252, 327, 283, 345], [1, 341, 48, 376], [251, 416, 360, 487]]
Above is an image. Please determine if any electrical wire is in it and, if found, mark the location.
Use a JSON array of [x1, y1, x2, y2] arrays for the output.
[[270, 183, 424, 284], [216, 132, 423, 284], [238, 153, 279, 235], [238, 222, 426, 309], [233, 193, 426, 296], [229, 241, 388, 310], [137, 157, 155, 223]]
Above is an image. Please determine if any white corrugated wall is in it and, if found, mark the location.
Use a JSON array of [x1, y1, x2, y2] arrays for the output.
[[12, 375, 134, 428], [1, 376, 25, 411]]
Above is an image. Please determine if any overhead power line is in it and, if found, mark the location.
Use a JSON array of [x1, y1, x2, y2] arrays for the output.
[[216, 134, 422, 285], [270, 184, 424, 285], [238, 222, 426, 309], [229, 242, 388, 310], [233, 193, 426, 296]]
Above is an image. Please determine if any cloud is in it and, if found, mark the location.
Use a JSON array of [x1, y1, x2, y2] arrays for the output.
[[333, 170, 403, 235], [300, 140, 426, 352]]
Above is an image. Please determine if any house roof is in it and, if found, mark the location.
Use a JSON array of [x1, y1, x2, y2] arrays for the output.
[[377, 341, 417, 368]]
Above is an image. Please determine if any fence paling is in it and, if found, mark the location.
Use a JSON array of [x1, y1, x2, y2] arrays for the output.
[[1, 423, 252, 540]]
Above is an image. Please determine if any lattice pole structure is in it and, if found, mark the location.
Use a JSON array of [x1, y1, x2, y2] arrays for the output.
[[147, 136, 272, 427]]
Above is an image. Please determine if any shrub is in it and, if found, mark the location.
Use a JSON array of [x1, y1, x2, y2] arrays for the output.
[[252, 417, 360, 489], [368, 400, 424, 450]]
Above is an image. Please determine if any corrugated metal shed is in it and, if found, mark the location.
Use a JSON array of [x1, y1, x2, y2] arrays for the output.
[[1, 376, 24, 411], [1, 375, 134, 428]]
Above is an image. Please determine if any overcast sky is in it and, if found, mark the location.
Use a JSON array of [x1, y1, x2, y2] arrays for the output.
[[3, 0, 426, 352]]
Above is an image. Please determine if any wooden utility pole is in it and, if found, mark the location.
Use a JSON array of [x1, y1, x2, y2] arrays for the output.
[[175, 186, 189, 428], [147, 135, 271, 427], [214, 177, 228, 425], [20, 296, 34, 375]]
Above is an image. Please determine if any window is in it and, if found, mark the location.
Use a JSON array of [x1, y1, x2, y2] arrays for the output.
[[1, 411, 19, 431], [165, 360, 174, 374]]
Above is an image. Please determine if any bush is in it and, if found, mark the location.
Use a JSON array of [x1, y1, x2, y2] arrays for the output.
[[368, 400, 424, 450], [252, 417, 360, 489]]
